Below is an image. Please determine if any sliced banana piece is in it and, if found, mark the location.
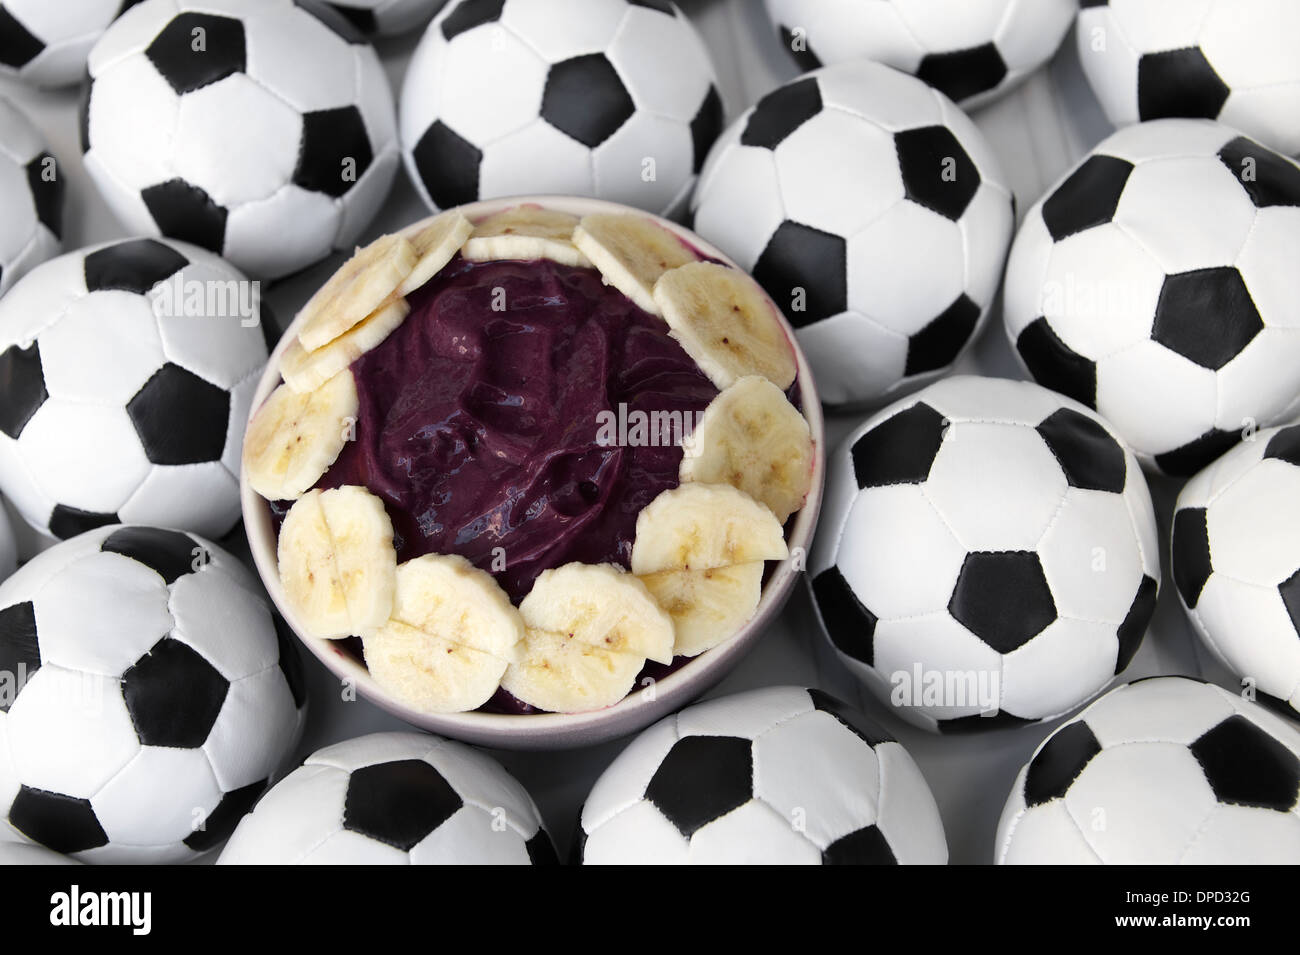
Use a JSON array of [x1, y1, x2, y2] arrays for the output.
[[639, 561, 765, 658], [243, 373, 359, 501], [518, 563, 674, 665], [654, 261, 797, 390], [572, 212, 697, 315], [630, 483, 788, 576], [365, 622, 507, 715], [277, 485, 396, 640], [296, 234, 417, 351], [462, 205, 590, 268], [681, 375, 813, 524], [501, 628, 647, 714], [280, 297, 409, 393], [398, 211, 474, 296]]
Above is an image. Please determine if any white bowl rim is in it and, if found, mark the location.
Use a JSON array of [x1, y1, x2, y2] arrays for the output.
[[241, 195, 825, 749]]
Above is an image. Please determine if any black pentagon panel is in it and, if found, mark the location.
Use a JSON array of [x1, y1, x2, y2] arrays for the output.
[[1153, 268, 1262, 370], [916, 43, 1008, 105], [895, 125, 980, 220], [778, 25, 822, 72], [811, 566, 877, 667], [441, 0, 506, 41], [83, 238, 188, 295], [1079, 0, 1108, 6], [296, 0, 368, 43], [627, 0, 676, 13], [127, 364, 230, 466], [939, 710, 1036, 734], [1171, 507, 1213, 610], [752, 221, 846, 327], [851, 401, 947, 488], [145, 13, 247, 95], [48, 505, 118, 541], [740, 76, 822, 150], [1016, 317, 1098, 409], [141, 179, 228, 253], [1137, 48, 1229, 121], [9, 787, 108, 855], [184, 779, 266, 851], [1041, 154, 1133, 241], [808, 688, 891, 747], [950, 551, 1057, 653], [1115, 574, 1158, 673], [1191, 715, 1300, 810], [122, 638, 230, 748], [541, 55, 634, 148], [823, 824, 896, 864], [272, 613, 308, 709], [1154, 429, 1240, 477], [1023, 720, 1102, 806], [1035, 407, 1127, 493], [0, 7, 43, 69], [101, 526, 199, 585], [323, 3, 376, 35], [0, 341, 48, 440], [78, 81, 92, 155], [645, 735, 753, 837], [1278, 567, 1300, 635], [1217, 136, 1300, 208], [905, 294, 980, 376], [413, 120, 481, 210], [1264, 425, 1300, 466], [344, 759, 462, 851], [689, 85, 723, 175], [525, 830, 560, 865], [25, 153, 64, 238], [0, 601, 39, 714], [295, 106, 373, 198]]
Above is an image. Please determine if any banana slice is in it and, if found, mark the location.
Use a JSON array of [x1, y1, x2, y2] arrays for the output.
[[362, 554, 524, 714], [243, 373, 359, 501], [639, 561, 765, 658], [280, 297, 409, 393], [462, 205, 590, 267], [630, 483, 788, 576], [654, 261, 797, 390], [680, 375, 813, 524], [398, 211, 474, 296], [296, 234, 417, 351], [501, 628, 647, 714], [572, 213, 697, 315], [277, 485, 396, 640]]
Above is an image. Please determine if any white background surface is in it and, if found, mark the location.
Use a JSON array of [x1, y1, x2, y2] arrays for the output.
[[0, 0, 1232, 863]]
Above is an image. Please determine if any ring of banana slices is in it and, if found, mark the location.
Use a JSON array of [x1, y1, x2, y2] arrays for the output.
[[244, 204, 815, 715]]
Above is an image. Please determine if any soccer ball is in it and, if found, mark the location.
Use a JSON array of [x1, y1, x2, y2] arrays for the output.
[[810, 376, 1160, 733], [400, 0, 723, 217], [1173, 424, 1300, 718], [1003, 119, 1300, 476], [82, 0, 400, 279], [0, 237, 269, 540], [0, 0, 133, 88], [578, 686, 947, 864], [219, 732, 558, 864], [764, 0, 1076, 109], [996, 676, 1300, 863], [690, 60, 1014, 408], [1077, 0, 1300, 157], [0, 525, 307, 863], [0, 97, 63, 297], [324, 0, 442, 36]]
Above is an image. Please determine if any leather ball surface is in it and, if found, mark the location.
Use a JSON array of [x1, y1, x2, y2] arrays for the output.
[[0, 98, 63, 298], [0, 0, 130, 88], [323, 0, 443, 37]]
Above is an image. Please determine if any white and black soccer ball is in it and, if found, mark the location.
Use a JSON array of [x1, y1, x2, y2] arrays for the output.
[[579, 686, 947, 864], [82, 0, 400, 279], [1173, 424, 1300, 719], [810, 376, 1161, 733], [997, 676, 1300, 863], [219, 732, 558, 864], [324, 0, 443, 36], [400, 0, 723, 217], [0, 0, 135, 88], [0, 525, 308, 863], [0, 97, 63, 297], [764, 0, 1076, 109], [690, 60, 1014, 408], [1077, 0, 1300, 158], [0, 237, 269, 540], [1003, 119, 1300, 477]]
